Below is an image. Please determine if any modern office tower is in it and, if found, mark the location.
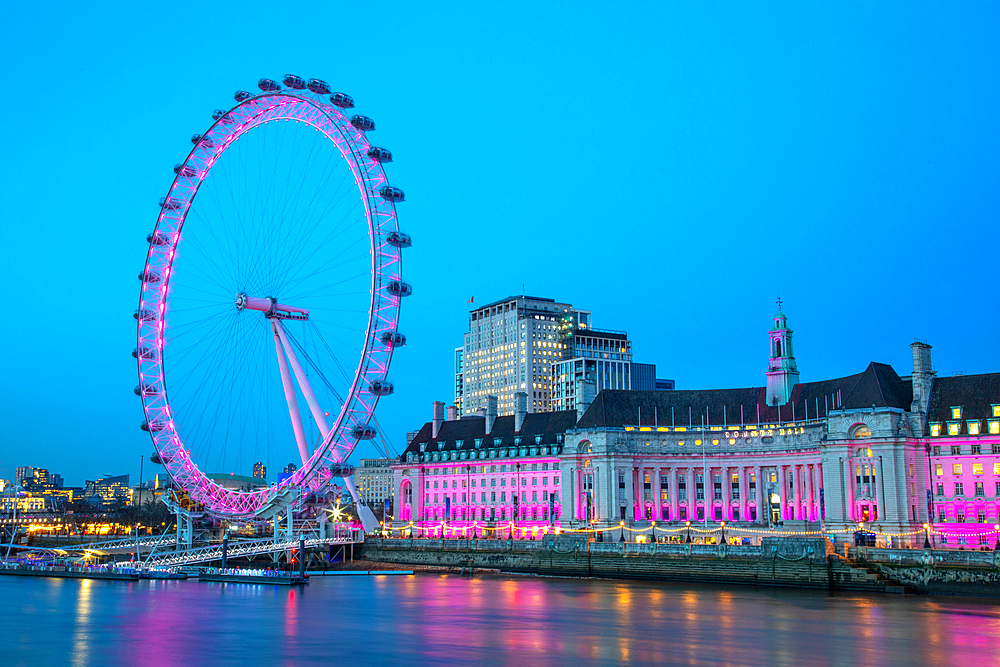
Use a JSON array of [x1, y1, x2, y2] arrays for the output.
[[456, 294, 661, 417], [252, 461, 266, 481], [15, 467, 35, 487]]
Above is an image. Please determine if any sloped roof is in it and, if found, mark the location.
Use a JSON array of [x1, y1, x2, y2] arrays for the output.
[[576, 362, 913, 429], [402, 410, 578, 458], [928, 373, 1000, 423]]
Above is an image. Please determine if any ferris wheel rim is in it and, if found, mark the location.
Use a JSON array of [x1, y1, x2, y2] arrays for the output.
[[135, 84, 404, 518]]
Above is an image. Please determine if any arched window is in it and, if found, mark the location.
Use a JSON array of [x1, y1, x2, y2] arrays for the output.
[[775, 340, 782, 357], [851, 425, 872, 439]]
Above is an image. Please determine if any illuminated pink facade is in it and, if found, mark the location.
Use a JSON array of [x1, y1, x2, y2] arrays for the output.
[[394, 308, 1000, 547]]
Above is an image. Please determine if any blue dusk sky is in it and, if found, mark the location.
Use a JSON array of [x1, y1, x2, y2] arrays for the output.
[[1, 3, 997, 486]]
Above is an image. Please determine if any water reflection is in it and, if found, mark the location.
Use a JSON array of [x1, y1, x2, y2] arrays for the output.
[[7, 574, 1000, 666]]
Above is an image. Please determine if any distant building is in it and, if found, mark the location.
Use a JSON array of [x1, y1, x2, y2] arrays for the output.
[[207, 473, 268, 491], [655, 378, 676, 391], [357, 458, 394, 506], [456, 295, 664, 418], [14, 467, 35, 487], [83, 475, 131, 507], [253, 461, 266, 481], [283, 463, 298, 474]]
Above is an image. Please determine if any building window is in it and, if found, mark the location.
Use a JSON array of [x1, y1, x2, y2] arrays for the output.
[[954, 483, 964, 497], [972, 444, 982, 455], [930, 423, 942, 437], [956, 508, 965, 523], [993, 404, 1000, 417], [936, 483, 944, 496], [951, 406, 963, 420], [851, 425, 872, 439], [990, 421, 1000, 435], [935, 464, 943, 476], [975, 482, 985, 497], [938, 507, 947, 522], [974, 463, 984, 475], [968, 422, 981, 436], [947, 422, 961, 436], [951, 445, 962, 455], [953, 464, 963, 475], [995, 463, 1000, 475]]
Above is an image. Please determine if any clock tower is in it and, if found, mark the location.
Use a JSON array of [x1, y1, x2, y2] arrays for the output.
[[766, 299, 799, 406]]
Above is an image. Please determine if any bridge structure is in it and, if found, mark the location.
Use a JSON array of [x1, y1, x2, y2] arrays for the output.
[[140, 531, 362, 568]]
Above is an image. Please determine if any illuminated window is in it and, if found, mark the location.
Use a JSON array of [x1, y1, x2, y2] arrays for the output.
[[947, 422, 961, 436], [935, 464, 943, 476], [993, 405, 1000, 417], [995, 463, 1000, 475], [973, 463, 984, 475], [952, 464, 963, 475], [968, 421, 980, 436], [677, 440, 685, 446], [930, 423, 942, 437], [851, 425, 872, 439], [694, 439, 702, 446], [951, 407, 963, 420], [990, 420, 1000, 435], [728, 438, 736, 445]]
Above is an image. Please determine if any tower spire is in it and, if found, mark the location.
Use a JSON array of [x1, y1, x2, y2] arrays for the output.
[[766, 302, 799, 406]]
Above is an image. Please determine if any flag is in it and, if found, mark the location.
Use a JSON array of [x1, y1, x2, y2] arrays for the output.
[[468, 297, 473, 303]]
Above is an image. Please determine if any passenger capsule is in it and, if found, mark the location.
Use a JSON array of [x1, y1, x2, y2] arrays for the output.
[[133, 347, 158, 361], [307, 78, 331, 94], [386, 231, 411, 248], [386, 281, 413, 297], [282, 74, 306, 89], [150, 452, 168, 465], [234, 90, 253, 102], [159, 197, 182, 211], [350, 115, 375, 132], [258, 78, 281, 92], [351, 424, 377, 440], [147, 231, 170, 246], [380, 331, 407, 347], [191, 134, 215, 148], [368, 380, 394, 396], [173, 164, 198, 178], [141, 420, 165, 433], [329, 92, 355, 109], [379, 185, 405, 202], [138, 270, 162, 284], [134, 308, 157, 322], [134, 384, 161, 397], [212, 109, 234, 124], [367, 146, 392, 163]]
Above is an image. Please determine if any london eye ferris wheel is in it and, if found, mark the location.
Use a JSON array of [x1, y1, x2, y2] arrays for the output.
[[134, 75, 411, 519]]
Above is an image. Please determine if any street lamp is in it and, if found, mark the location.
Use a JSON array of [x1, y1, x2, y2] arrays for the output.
[[685, 520, 692, 543], [994, 524, 999, 551], [923, 522, 931, 549], [619, 520, 625, 543], [720, 520, 726, 545]]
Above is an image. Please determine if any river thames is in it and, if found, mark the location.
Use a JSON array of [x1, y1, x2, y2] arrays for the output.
[[6, 574, 999, 666]]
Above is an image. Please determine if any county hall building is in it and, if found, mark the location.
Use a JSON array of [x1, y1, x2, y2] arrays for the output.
[[392, 306, 1000, 547]]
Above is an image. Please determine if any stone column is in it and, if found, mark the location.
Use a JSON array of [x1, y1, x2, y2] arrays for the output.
[[778, 465, 788, 521], [670, 467, 679, 522], [632, 464, 641, 521], [722, 466, 731, 522], [845, 458, 855, 523], [754, 465, 764, 524], [793, 465, 803, 521], [805, 464, 814, 522], [652, 466, 661, 521], [814, 463, 823, 523], [875, 458, 887, 523], [686, 467, 695, 522]]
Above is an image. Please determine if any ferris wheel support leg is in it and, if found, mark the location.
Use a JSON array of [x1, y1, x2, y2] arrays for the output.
[[271, 320, 311, 466], [272, 318, 331, 440]]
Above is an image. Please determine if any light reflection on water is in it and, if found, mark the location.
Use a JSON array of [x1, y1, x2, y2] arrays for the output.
[[6, 574, 1000, 666]]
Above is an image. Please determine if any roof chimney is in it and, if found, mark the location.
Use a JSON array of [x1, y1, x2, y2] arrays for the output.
[[486, 395, 498, 434], [909, 341, 935, 435], [446, 404, 458, 421], [515, 392, 527, 432], [431, 401, 445, 439]]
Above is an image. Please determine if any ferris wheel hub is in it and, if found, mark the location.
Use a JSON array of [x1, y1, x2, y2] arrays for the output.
[[235, 293, 310, 321]]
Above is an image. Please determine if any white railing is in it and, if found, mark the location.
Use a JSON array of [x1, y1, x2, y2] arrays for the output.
[[143, 531, 362, 567]]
